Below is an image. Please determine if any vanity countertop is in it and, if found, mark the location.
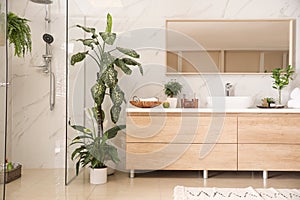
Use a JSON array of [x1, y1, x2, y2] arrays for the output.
[[126, 107, 300, 113]]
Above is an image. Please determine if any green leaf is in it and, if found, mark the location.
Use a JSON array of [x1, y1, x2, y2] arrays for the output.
[[76, 39, 95, 49], [102, 52, 116, 67], [101, 66, 118, 89], [91, 82, 106, 106], [75, 160, 80, 175], [99, 32, 116, 45], [122, 58, 143, 75], [69, 121, 92, 135], [116, 47, 140, 58], [71, 51, 88, 65], [69, 141, 85, 146], [104, 125, 126, 139], [71, 146, 86, 160], [73, 135, 93, 141], [110, 105, 121, 124], [106, 13, 112, 33], [110, 85, 125, 106], [76, 24, 98, 38], [114, 59, 132, 75]]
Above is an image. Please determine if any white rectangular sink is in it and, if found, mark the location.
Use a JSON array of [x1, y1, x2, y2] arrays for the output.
[[207, 96, 253, 109]]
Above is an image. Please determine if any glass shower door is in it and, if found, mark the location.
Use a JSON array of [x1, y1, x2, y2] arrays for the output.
[[0, 0, 7, 198]]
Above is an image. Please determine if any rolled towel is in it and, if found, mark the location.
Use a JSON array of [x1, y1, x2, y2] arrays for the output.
[[287, 99, 300, 108], [290, 87, 300, 100], [139, 97, 159, 102]]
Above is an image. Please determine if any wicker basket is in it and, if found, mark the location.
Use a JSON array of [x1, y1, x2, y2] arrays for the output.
[[0, 164, 22, 184]]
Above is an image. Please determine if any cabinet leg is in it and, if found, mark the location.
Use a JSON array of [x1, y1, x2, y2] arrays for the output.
[[203, 170, 208, 179], [130, 169, 135, 178], [263, 170, 268, 180]]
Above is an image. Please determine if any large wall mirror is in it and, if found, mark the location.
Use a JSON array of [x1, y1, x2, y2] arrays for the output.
[[166, 19, 295, 74]]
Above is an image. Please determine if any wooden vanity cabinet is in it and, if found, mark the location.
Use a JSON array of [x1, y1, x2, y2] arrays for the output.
[[237, 114, 300, 171], [126, 112, 300, 177], [126, 112, 238, 171]]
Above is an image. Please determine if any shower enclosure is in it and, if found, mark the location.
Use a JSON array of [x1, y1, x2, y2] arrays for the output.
[[0, 0, 8, 198]]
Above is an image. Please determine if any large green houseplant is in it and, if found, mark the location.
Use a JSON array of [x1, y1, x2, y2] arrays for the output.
[[271, 65, 294, 105], [7, 12, 32, 57], [0, 5, 32, 57], [70, 13, 142, 183]]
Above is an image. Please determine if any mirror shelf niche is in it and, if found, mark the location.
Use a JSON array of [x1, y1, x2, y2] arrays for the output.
[[166, 19, 295, 74]]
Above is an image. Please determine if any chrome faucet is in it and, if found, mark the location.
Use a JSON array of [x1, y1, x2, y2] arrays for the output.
[[225, 83, 233, 96]]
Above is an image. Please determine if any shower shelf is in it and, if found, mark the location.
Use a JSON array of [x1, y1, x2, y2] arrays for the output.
[[0, 163, 22, 183]]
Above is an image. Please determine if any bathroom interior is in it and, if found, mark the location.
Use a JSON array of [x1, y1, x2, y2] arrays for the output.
[[0, 0, 300, 199]]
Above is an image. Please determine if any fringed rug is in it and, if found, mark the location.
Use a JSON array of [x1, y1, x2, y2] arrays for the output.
[[174, 186, 300, 200]]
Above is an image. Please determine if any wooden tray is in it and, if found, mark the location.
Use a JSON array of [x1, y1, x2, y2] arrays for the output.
[[130, 101, 162, 108], [257, 105, 284, 109]]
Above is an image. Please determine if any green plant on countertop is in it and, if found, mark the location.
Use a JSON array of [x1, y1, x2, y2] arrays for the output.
[[271, 65, 295, 105], [261, 97, 275, 107], [164, 79, 183, 98], [7, 12, 32, 57], [70, 13, 142, 174]]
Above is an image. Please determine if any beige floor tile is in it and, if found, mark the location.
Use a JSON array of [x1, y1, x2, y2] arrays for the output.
[[3, 169, 300, 200]]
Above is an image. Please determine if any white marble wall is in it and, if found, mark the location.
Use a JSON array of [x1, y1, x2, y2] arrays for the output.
[[9, 0, 66, 168], [7, 0, 300, 168]]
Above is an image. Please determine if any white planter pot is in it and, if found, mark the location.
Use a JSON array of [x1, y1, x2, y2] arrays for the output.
[[167, 97, 178, 108], [90, 167, 107, 184]]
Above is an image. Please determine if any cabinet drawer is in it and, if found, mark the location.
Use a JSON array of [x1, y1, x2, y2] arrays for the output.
[[238, 144, 300, 171], [126, 143, 237, 170], [238, 116, 300, 144], [126, 115, 237, 143]]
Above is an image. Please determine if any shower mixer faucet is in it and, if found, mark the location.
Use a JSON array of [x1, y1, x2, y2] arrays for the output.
[[30, 0, 55, 111]]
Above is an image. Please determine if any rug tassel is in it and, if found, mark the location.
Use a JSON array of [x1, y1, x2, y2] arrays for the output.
[[174, 186, 185, 200]]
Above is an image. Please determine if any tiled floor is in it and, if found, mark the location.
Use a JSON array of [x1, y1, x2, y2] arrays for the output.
[[4, 169, 300, 200]]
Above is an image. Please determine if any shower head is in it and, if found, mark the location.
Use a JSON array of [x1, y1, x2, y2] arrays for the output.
[[30, 0, 53, 4], [43, 33, 54, 44]]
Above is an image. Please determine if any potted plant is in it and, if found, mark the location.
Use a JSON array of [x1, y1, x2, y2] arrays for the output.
[[0, 5, 32, 57], [7, 12, 32, 57], [69, 110, 123, 184], [70, 13, 142, 184], [261, 97, 275, 107], [271, 65, 294, 105], [164, 79, 182, 108]]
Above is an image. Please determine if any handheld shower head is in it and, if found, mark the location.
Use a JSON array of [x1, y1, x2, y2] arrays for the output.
[[43, 33, 54, 44], [30, 0, 53, 4]]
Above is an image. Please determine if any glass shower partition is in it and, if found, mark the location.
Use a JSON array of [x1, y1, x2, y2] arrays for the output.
[[0, 0, 7, 198]]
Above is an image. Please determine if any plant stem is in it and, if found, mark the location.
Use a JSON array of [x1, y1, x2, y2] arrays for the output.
[[278, 89, 282, 105], [97, 104, 104, 137], [107, 48, 117, 54], [88, 53, 101, 69], [92, 48, 101, 64]]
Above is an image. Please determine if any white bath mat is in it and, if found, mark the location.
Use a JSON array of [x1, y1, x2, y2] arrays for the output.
[[174, 186, 300, 200]]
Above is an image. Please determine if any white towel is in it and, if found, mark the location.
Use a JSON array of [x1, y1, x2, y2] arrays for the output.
[[287, 99, 300, 108], [290, 87, 300, 100], [139, 97, 159, 102]]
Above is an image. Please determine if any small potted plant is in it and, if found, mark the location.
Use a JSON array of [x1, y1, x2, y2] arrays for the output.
[[271, 65, 294, 105], [164, 79, 182, 108], [261, 97, 275, 107]]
